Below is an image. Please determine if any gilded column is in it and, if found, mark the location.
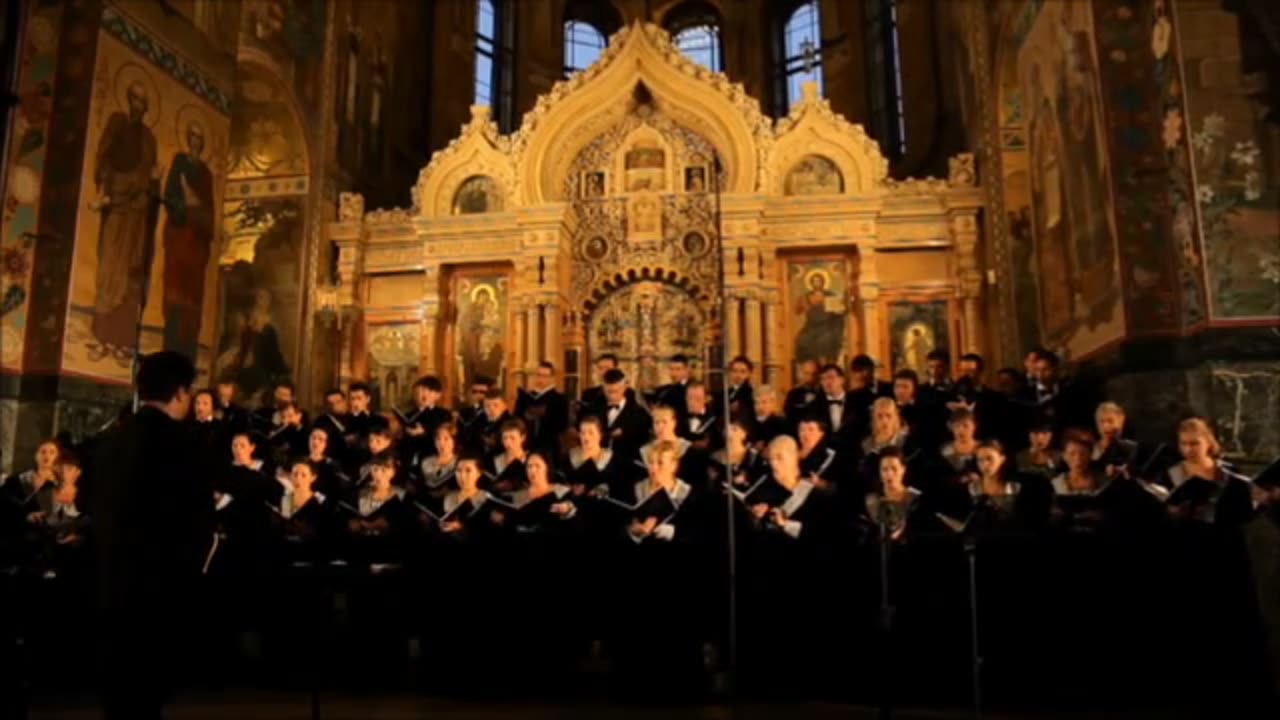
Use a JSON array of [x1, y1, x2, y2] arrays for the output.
[[526, 304, 542, 369], [543, 302, 560, 372], [762, 297, 780, 386], [725, 296, 743, 360], [859, 248, 882, 373], [950, 211, 982, 356], [513, 303, 528, 389], [744, 295, 764, 382], [419, 263, 440, 377], [338, 310, 355, 385]]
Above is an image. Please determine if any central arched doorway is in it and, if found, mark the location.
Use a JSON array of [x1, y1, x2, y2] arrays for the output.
[[588, 280, 707, 390]]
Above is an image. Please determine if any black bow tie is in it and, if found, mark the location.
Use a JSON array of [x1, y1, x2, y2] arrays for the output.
[[608, 404, 621, 411], [827, 398, 844, 406], [690, 414, 705, 421]]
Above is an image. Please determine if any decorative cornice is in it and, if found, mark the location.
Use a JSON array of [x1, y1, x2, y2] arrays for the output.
[[100, 5, 232, 115]]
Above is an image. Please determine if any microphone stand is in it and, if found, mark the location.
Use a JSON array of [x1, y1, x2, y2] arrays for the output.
[[130, 190, 166, 411], [711, 149, 738, 702], [874, 501, 896, 720], [963, 530, 982, 720]]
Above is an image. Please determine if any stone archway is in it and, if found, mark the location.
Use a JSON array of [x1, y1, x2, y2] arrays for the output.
[[588, 280, 707, 390]]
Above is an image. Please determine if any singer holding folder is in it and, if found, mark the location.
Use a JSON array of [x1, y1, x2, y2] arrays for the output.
[[91, 351, 214, 720]]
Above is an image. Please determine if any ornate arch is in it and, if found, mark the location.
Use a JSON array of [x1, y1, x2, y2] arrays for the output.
[[768, 83, 889, 195], [228, 55, 312, 179], [582, 265, 712, 312], [412, 106, 516, 217], [510, 22, 772, 204]]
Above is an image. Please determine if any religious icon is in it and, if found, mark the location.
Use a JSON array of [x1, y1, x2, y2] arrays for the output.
[[581, 171, 605, 199], [789, 261, 847, 367], [784, 155, 844, 196], [681, 232, 707, 257], [630, 194, 660, 234], [684, 166, 706, 193], [901, 323, 935, 374], [456, 277, 507, 388], [888, 300, 950, 374], [452, 175, 502, 215], [624, 143, 666, 192], [584, 235, 609, 260]]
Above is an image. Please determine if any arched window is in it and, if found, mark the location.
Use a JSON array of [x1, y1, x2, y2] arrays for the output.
[[865, 0, 907, 158], [475, 0, 515, 131], [664, 1, 723, 72], [564, 0, 622, 75], [775, 1, 824, 114]]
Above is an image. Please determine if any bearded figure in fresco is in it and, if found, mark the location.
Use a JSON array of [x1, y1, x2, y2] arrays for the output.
[[89, 81, 158, 359], [161, 121, 215, 358]]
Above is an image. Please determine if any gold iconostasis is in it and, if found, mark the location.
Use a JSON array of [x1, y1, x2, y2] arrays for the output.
[[325, 22, 983, 405]]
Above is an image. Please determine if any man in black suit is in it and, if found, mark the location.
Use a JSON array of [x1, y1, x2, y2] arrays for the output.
[[601, 368, 651, 463], [785, 359, 821, 428], [400, 375, 453, 461], [457, 375, 493, 443], [92, 351, 215, 720], [515, 361, 570, 455], [580, 353, 635, 420], [952, 353, 1006, 442], [724, 355, 755, 424], [650, 354, 692, 423], [213, 376, 249, 434], [809, 363, 862, 452]]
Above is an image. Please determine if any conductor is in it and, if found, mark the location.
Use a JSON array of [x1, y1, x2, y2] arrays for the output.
[[92, 351, 215, 719]]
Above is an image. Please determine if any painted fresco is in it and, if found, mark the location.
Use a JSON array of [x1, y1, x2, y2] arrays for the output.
[[454, 274, 509, 391], [0, 2, 62, 370], [214, 196, 303, 399], [1176, 0, 1280, 320], [889, 300, 950, 375], [1018, 0, 1124, 359], [786, 258, 849, 369], [228, 62, 308, 180], [61, 31, 229, 383], [1091, 0, 1206, 334], [241, 0, 328, 109]]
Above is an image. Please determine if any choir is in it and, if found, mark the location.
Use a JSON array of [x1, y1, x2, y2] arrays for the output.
[[2, 349, 1277, 704]]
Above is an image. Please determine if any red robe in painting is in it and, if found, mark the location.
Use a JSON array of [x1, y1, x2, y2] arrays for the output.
[[161, 151, 214, 358]]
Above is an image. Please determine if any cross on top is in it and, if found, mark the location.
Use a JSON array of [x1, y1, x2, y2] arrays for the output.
[[801, 38, 817, 74]]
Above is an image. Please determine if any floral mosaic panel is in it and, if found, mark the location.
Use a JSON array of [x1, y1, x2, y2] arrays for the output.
[[0, 3, 63, 370], [1176, 0, 1280, 320]]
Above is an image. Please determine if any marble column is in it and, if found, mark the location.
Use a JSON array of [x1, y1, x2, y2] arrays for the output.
[[745, 296, 763, 382]]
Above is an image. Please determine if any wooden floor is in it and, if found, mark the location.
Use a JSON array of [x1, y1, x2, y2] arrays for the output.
[[23, 693, 1241, 720]]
